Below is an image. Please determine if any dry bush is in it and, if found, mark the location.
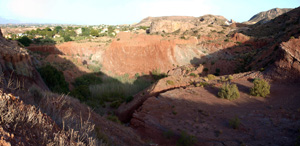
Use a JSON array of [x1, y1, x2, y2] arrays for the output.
[[39, 93, 106, 146], [0, 92, 105, 146]]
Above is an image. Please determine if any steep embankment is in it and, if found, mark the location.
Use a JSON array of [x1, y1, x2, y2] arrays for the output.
[[0, 28, 48, 90]]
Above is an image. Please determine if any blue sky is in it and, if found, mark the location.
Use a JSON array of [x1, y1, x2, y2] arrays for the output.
[[0, 0, 299, 25]]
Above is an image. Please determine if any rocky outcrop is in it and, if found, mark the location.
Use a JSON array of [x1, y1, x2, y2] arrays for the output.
[[135, 16, 195, 27], [150, 20, 194, 33], [246, 8, 292, 24], [265, 38, 300, 82], [149, 15, 229, 34]]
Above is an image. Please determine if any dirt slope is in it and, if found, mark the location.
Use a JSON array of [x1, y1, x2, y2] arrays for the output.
[[0, 28, 48, 90]]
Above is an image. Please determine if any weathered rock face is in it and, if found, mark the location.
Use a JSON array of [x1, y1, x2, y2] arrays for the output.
[[150, 20, 194, 33], [246, 8, 292, 24], [135, 16, 195, 27], [195, 14, 228, 25], [148, 15, 229, 34], [0, 28, 48, 90], [102, 32, 199, 76], [266, 38, 300, 82]]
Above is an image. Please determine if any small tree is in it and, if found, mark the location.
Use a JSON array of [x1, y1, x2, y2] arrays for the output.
[[17, 36, 32, 47], [63, 35, 72, 42], [90, 29, 99, 37], [218, 83, 240, 100], [250, 78, 270, 97]]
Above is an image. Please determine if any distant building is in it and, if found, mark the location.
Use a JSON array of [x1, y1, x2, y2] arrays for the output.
[[75, 28, 82, 35], [101, 28, 108, 33], [4, 34, 12, 39], [53, 34, 61, 38], [115, 29, 120, 34]]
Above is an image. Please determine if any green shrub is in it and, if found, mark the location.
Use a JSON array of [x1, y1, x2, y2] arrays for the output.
[[17, 36, 32, 47], [87, 64, 102, 72], [134, 73, 140, 78], [166, 80, 175, 85], [218, 83, 240, 100], [163, 129, 174, 139], [63, 35, 73, 42], [38, 65, 69, 94], [203, 68, 208, 72], [73, 73, 102, 87], [110, 100, 123, 108], [106, 115, 121, 124], [229, 117, 240, 129], [189, 73, 197, 77], [70, 85, 90, 102], [250, 79, 270, 97], [125, 96, 134, 103], [177, 131, 197, 146], [151, 68, 167, 80], [207, 74, 216, 80], [220, 76, 227, 82], [195, 82, 209, 87], [228, 75, 233, 81]]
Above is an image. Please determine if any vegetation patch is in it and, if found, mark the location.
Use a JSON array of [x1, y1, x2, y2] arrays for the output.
[[218, 83, 240, 100], [229, 116, 241, 129], [38, 64, 69, 94], [106, 115, 121, 124], [166, 80, 175, 85], [177, 131, 197, 146], [151, 68, 168, 80], [250, 78, 270, 97], [207, 74, 216, 80]]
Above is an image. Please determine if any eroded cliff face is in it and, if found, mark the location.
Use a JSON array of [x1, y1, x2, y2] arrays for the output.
[[246, 8, 292, 24], [149, 15, 229, 34], [102, 32, 199, 76], [150, 20, 195, 33], [266, 38, 300, 82], [0, 28, 48, 90]]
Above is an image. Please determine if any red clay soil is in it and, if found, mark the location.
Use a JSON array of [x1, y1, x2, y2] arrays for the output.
[[102, 32, 198, 76], [131, 78, 300, 146], [27, 41, 107, 56]]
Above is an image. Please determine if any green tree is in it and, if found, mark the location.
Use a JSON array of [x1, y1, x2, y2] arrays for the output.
[[63, 35, 72, 42], [38, 65, 69, 94], [17, 36, 32, 47], [54, 26, 63, 33], [90, 29, 99, 37]]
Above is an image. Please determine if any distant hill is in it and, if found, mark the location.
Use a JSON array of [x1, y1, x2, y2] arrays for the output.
[[134, 16, 196, 27], [0, 17, 20, 24], [245, 8, 292, 24]]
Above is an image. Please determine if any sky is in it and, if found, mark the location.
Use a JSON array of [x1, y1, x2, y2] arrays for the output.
[[0, 0, 299, 25]]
